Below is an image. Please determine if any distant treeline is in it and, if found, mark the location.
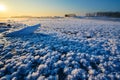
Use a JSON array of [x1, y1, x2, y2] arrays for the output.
[[86, 12, 120, 18]]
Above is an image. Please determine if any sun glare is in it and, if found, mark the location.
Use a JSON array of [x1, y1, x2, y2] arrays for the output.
[[0, 4, 6, 12]]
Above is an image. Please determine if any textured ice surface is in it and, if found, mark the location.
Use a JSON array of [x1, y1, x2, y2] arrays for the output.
[[0, 18, 120, 80]]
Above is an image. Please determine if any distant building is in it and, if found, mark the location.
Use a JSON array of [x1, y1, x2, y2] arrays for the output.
[[65, 14, 76, 17]]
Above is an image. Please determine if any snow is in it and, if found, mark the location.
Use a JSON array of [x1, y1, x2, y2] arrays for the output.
[[0, 17, 120, 80]]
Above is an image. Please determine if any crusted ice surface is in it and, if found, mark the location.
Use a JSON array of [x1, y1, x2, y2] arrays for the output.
[[0, 18, 120, 80]]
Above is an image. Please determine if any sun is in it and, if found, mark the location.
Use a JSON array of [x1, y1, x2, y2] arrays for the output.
[[0, 4, 6, 12]]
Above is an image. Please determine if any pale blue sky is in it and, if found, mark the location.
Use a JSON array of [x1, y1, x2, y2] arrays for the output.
[[0, 0, 120, 17]]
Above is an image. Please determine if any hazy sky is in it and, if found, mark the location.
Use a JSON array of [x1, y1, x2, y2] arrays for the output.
[[0, 0, 120, 17]]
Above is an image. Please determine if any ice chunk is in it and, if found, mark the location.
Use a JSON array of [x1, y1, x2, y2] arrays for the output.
[[5, 24, 41, 37]]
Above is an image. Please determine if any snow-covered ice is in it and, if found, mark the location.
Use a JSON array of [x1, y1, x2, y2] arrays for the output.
[[0, 18, 120, 80], [5, 24, 41, 37]]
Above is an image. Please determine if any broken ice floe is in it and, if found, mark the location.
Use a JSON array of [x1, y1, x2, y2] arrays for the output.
[[5, 24, 41, 37]]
